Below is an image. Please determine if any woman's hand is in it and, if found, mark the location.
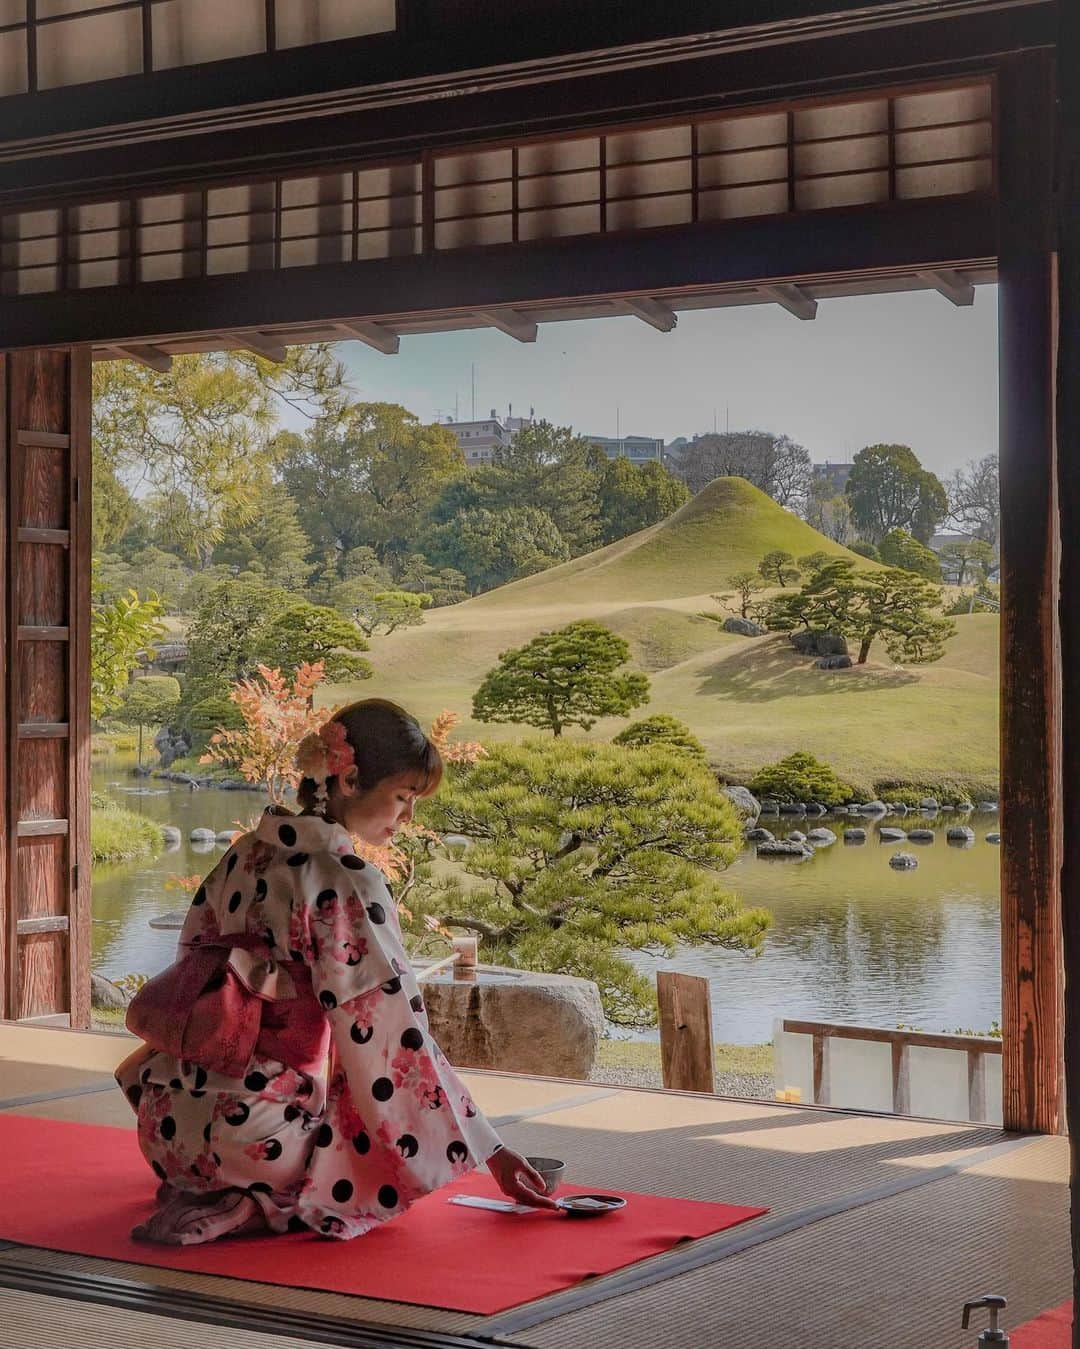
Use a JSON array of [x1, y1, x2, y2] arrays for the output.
[[487, 1147, 560, 1209]]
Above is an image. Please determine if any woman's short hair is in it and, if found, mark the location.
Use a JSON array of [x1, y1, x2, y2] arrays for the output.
[[296, 699, 442, 811]]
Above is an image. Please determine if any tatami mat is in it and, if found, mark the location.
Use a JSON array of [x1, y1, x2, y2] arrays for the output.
[[0, 1060, 114, 1105], [0, 1288, 358, 1349], [520, 1136, 1069, 1349]]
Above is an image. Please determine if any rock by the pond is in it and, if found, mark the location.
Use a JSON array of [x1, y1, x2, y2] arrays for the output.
[[149, 910, 187, 930], [190, 827, 216, 843], [908, 829, 936, 843], [861, 801, 888, 815], [759, 800, 780, 816], [745, 827, 775, 844], [777, 802, 806, 815], [723, 616, 766, 637], [442, 833, 473, 850], [947, 826, 976, 845], [804, 803, 828, 817], [956, 801, 975, 813], [816, 654, 853, 670], [787, 830, 807, 844], [91, 973, 128, 1011], [978, 801, 999, 812], [132, 763, 153, 778], [161, 825, 182, 846], [790, 630, 848, 657], [843, 828, 867, 843], [756, 840, 814, 860], [940, 803, 956, 813], [154, 726, 192, 770], [806, 827, 837, 846], [919, 798, 940, 812], [421, 970, 604, 1079], [879, 827, 908, 842], [986, 832, 1001, 844], [889, 803, 909, 815], [216, 829, 240, 845], [723, 785, 760, 818], [890, 852, 919, 870]]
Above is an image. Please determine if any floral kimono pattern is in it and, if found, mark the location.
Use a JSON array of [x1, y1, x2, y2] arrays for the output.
[[117, 809, 502, 1239]]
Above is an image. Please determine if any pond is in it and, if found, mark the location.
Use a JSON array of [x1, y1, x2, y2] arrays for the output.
[[91, 758, 1001, 1045]]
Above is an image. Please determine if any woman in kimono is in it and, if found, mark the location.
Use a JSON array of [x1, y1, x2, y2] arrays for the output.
[[116, 698, 555, 1244]]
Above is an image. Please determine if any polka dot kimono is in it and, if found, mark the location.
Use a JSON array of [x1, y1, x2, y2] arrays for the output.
[[117, 809, 503, 1239]]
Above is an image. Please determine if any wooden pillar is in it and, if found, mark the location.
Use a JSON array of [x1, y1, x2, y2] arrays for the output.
[[998, 51, 1063, 1135], [1056, 7, 1080, 1338], [0, 349, 92, 1028]]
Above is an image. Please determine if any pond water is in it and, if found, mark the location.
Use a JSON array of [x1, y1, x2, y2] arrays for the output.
[[91, 758, 1001, 1045]]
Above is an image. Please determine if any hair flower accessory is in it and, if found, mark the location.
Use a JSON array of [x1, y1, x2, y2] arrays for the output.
[[296, 719, 355, 815]]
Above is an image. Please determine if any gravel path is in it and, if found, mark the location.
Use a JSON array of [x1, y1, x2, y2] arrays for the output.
[[588, 1064, 774, 1098]]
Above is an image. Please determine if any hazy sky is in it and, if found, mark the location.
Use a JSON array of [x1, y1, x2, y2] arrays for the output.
[[329, 284, 999, 479]]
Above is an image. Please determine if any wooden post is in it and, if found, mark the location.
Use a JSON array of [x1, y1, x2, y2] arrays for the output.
[[657, 971, 715, 1094], [1055, 8, 1080, 1339], [0, 348, 92, 1026], [998, 51, 1063, 1135]]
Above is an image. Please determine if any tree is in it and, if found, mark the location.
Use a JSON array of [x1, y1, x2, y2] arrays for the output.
[[350, 588, 431, 637], [486, 419, 601, 554], [613, 714, 707, 762], [805, 477, 854, 544], [945, 454, 999, 547], [849, 540, 881, 561], [765, 559, 956, 665], [199, 662, 332, 805], [181, 577, 292, 718], [844, 444, 947, 544], [473, 620, 650, 736], [277, 402, 464, 566], [747, 751, 853, 807], [758, 550, 800, 587], [394, 554, 469, 607], [712, 571, 764, 619], [211, 481, 313, 591], [422, 505, 569, 594], [94, 547, 194, 615], [878, 529, 942, 580], [253, 602, 372, 685], [939, 538, 996, 585], [93, 348, 345, 569], [797, 551, 834, 579], [597, 457, 689, 544], [671, 430, 811, 508], [409, 740, 769, 1025], [90, 587, 166, 721], [112, 675, 181, 766]]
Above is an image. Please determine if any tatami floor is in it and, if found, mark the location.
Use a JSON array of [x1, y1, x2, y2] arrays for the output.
[[0, 1023, 1068, 1349]]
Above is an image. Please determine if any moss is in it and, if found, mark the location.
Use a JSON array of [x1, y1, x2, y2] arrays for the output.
[[595, 1039, 772, 1077]]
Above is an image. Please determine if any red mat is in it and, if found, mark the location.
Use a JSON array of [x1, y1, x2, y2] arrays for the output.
[[0, 1114, 767, 1314], [1012, 1300, 1072, 1348]]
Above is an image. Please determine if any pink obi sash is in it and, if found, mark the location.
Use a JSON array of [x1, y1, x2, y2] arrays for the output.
[[125, 932, 330, 1081]]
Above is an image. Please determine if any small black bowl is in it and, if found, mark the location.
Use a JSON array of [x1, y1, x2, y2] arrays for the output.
[[556, 1193, 627, 1217]]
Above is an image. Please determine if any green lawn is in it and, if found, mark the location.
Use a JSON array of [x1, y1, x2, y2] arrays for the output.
[[324, 477, 998, 793]]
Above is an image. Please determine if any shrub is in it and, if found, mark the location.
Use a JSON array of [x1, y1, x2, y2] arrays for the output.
[[849, 540, 880, 561], [748, 751, 853, 806], [613, 714, 707, 761]]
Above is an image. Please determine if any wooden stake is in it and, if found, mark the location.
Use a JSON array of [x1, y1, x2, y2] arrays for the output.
[[657, 971, 715, 1094]]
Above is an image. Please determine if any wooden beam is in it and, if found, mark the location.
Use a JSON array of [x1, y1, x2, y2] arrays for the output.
[[229, 333, 288, 363], [333, 321, 400, 355], [476, 309, 538, 343], [1055, 7, 1080, 1339], [999, 52, 1062, 1137], [657, 971, 714, 1094], [110, 344, 172, 373], [918, 269, 976, 307], [0, 198, 994, 350], [619, 297, 677, 332], [761, 283, 817, 320]]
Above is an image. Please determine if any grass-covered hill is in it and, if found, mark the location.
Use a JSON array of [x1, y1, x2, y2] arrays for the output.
[[465, 476, 869, 607], [336, 477, 998, 794]]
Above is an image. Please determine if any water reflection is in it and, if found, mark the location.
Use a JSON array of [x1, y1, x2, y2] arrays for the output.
[[92, 758, 1001, 1045]]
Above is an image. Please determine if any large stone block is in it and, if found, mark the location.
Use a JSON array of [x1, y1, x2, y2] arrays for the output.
[[421, 970, 605, 1079]]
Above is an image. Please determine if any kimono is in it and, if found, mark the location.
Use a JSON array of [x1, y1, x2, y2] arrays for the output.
[[116, 808, 502, 1239]]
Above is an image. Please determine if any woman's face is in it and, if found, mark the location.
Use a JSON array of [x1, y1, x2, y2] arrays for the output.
[[330, 769, 431, 845]]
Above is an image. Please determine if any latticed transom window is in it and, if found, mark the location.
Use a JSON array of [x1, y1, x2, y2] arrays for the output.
[[0, 0, 397, 94]]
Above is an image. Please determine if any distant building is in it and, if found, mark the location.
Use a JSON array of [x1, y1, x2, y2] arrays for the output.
[[443, 406, 536, 467], [586, 434, 664, 466], [812, 461, 854, 494]]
